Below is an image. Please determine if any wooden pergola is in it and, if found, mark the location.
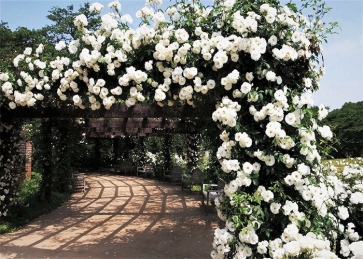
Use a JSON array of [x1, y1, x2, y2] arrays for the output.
[[87, 118, 198, 138], [1, 103, 207, 137], [1, 103, 209, 195]]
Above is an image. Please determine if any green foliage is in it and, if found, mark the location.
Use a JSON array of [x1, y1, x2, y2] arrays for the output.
[[0, 118, 24, 218], [43, 3, 101, 44], [25, 118, 85, 198], [75, 138, 116, 168], [162, 135, 172, 172], [140, 135, 174, 179], [323, 101, 363, 158], [0, 172, 69, 234], [198, 128, 222, 184], [0, 23, 47, 71], [15, 172, 42, 205], [132, 137, 146, 167], [186, 133, 200, 170]]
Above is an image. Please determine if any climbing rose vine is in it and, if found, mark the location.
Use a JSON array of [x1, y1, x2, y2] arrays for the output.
[[0, 0, 362, 258]]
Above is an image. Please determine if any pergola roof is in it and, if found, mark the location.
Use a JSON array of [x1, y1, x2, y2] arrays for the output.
[[1, 103, 206, 137], [1, 103, 198, 118], [86, 118, 199, 137]]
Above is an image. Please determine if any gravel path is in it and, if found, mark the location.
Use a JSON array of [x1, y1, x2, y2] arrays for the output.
[[0, 173, 219, 259]]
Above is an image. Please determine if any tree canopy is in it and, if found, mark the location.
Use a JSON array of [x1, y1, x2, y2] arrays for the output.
[[0, 23, 47, 71], [43, 3, 101, 44], [323, 101, 363, 157]]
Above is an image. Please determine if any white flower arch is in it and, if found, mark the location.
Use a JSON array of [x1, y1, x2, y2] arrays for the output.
[[1, 0, 361, 258]]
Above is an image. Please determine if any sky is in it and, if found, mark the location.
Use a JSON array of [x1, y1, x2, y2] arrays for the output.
[[0, 0, 362, 111]]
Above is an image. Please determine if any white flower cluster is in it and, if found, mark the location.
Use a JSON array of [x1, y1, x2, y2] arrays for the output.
[[253, 150, 276, 166], [146, 151, 157, 164], [212, 97, 241, 127], [217, 140, 235, 159], [318, 125, 333, 140], [298, 127, 322, 162], [224, 163, 260, 199], [234, 132, 252, 148], [249, 97, 289, 123], [0, 0, 319, 112], [272, 44, 299, 61], [269, 233, 337, 259], [220, 159, 240, 173], [258, 186, 274, 202], [327, 163, 363, 205], [232, 11, 258, 36], [211, 228, 234, 258], [293, 90, 315, 108], [317, 104, 329, 120], [348, 240, 363, 259], [221, 69, 239, 91], [0, 73, 12, 100], [350, 191, 363, 204], [239, 226, 259, 245], [173, 154, 186, 166], [74, 14, 88, 29]]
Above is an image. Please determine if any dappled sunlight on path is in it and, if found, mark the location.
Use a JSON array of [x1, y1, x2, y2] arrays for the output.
[[0, 174, 219, 259]]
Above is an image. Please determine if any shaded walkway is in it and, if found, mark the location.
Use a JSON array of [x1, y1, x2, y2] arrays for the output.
[[0, 174, 219, 259]]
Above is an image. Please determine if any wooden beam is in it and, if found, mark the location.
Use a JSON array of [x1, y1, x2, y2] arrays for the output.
[[1, 103, 199, 118], [86, 118, 197, 134], [86, 118, 196, 129], [86, 127, 196, 138], [86, 118, 199, 137]]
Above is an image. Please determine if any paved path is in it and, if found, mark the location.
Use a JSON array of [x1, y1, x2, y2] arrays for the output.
[[0, 174, 219, 259]]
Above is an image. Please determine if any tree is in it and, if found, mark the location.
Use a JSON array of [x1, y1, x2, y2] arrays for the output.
[[323, 101, 363, 157], [0, 23, 47, 71], [42, 3, 101, 44]]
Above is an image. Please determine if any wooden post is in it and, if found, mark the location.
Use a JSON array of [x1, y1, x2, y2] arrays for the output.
[[112, 137, 120, 166], [94, 138, 101, 169], [39, 119, 53, 202]]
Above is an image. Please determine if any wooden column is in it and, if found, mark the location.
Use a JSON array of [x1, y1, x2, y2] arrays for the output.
[[39, 119, 53, 202]]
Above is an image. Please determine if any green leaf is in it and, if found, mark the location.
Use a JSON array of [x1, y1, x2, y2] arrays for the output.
[[286, 3, 298, 13]]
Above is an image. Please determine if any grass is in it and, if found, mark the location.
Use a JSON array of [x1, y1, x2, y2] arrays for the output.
[[191, 184, 202, 192], [0, 172, 70, 234], [322, 157, 363, 173]]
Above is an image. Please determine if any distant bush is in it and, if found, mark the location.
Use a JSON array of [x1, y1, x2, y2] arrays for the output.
[[16, 172, 42, 206]]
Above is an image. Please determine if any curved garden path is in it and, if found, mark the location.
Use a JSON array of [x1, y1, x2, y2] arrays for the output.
[[0, 173, 219, 259]]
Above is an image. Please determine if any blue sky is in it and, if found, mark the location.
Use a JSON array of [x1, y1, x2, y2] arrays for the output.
[[0, 0, 362, 110]]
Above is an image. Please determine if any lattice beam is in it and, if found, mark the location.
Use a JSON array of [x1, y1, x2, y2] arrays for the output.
[[85, 118, 198, 137], [1, 104, 199, 118]]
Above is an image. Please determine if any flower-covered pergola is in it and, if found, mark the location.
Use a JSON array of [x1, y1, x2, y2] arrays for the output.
[[1, 0, 362, 258]]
